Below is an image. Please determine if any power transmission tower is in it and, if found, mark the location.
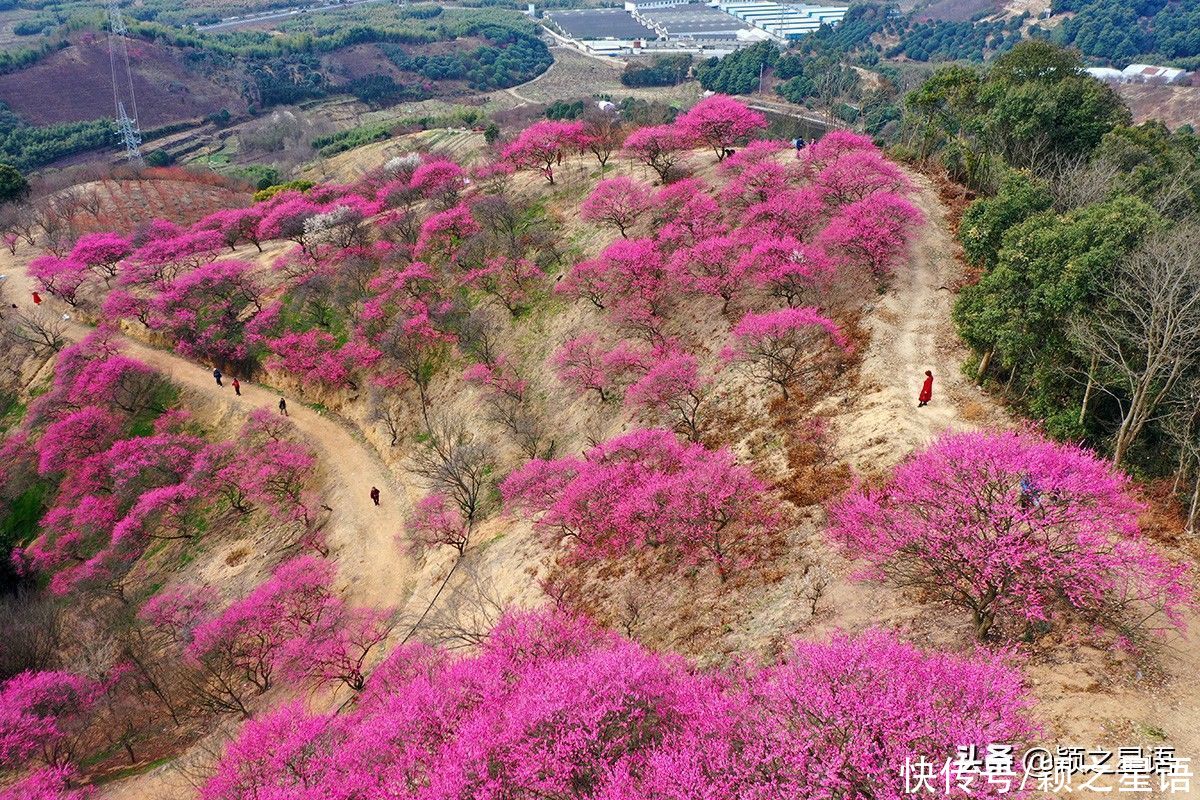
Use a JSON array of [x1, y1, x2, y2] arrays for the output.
[[106, 1, 144, 165]]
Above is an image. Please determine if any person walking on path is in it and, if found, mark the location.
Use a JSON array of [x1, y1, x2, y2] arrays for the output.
[[213, 368, 223, 387], [232, 377, 241, 396], [917, 370, 934, 408], [370, 486, 380, 506], [32, 291, 41, 305], [278, 397, 288, 416]]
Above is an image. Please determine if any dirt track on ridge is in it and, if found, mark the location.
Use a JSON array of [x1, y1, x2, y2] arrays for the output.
[[833, 170, 1006, 472], [0, 249, 413, 610]]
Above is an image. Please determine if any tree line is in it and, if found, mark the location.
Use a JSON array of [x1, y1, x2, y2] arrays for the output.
[[906, 40, 1200, 525]]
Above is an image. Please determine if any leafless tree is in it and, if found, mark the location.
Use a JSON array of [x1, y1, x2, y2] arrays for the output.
[[3, 308, 67, 353], [1070, 224, 1200, 465], [0, 592, 62, 679], [1046, 153, 1120, 212], [409, 415, 496, 525], [367, 386, 405, 446], [581, 110, 626, 168]]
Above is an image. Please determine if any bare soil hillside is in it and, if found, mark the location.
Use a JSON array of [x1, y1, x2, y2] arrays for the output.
[[0, 36, 245, 127]]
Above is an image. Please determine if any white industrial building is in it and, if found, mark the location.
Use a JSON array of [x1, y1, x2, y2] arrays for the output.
[[1085, 64, 1191, 85], [718, 2, 848, 40], [1122, 64, 1189, 84]]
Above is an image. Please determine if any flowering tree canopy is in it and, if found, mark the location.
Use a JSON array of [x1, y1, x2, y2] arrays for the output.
[[502, 428, 779, 578], [199, 610, 1035, 800], [675, 95, 767, 162], [829, 430, 1193, 642], [722, 307, 851, 400]]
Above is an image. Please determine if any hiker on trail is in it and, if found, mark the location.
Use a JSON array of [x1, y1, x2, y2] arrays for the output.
[[278, 397, 288, 416], [917, 370, 934, 407], [32, 291, 41, 305], [213, 368, 223, 387], [370, 486, 380, 507], [232, 377, 241, 396]]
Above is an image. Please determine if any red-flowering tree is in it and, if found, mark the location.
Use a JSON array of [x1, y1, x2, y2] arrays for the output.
[[123, 229, 224, 289], [741, 237, 837, 308], [801, 129, 877, 168], [722, 307, 851, 400], [28, 256, 88, 307], [580, 177, 653, 238], [501, 121, 586, 184], [185, 556, 337, 716], [278, 604, 393, 693], [195, 207, 266, 252], [35, 406, 125, 476], [147, 260, 263, 364], [264, 330, 380, 392], [557, 238, 672, 341], [199, 610, 1035, 800], [502, 428, 779, 577], [410, 159, 465, 208], [674, 94, 767, 161], [550, 333, 646, 402], [668, 235, 748, 312], [0, 671, 101, 769], [718, 161, 794, 210], [742, 187, 827, 240], [257, 194, 321, 253], [0, 765, 94, 800], [817, 192, 923, 279], [69, 233, 131, 284], [406, 492, 472, 556], [717, 138, 788, 172], [624, 351, 710, 441], [812, 149, 909, 205], [623, 125, 691, 184], [415, 205, 479, 264], [651, 180, 724, 251], [829, 430, 1193, 642]]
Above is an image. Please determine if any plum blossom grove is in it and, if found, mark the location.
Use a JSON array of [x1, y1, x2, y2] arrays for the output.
[[198, 610, 1036, 800], [0, 99, 1091, 800]]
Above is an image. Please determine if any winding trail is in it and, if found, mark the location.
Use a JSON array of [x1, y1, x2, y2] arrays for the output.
[[833, 170, 1007, 472], [0, 250, 413, 609]]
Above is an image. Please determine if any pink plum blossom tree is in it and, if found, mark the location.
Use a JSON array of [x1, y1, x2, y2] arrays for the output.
[[501, 121, 586, 184], [828, 430, 1193, 642], [623, 125, 691, 184], [674, 94, 767, 161], [580, 177, 653, 238], [502, 429, 779, 578], [624, 350, 710, 441], [722, 307, 851, 400]]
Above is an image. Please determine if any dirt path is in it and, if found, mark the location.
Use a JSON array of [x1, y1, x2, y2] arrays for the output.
[[0, 250, 413, 610], [826, 173, 1200, 763], [833, 171, 1006, 472]]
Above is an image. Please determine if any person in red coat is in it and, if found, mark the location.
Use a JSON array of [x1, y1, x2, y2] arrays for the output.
[[918, 370, 934, 407], [32, 291, 41, 305]]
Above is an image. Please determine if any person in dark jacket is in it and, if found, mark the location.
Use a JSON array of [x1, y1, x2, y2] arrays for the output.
[[213, 368, 223, 387], [278, 397, 288, 416], [370, 486, 381, 506]]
